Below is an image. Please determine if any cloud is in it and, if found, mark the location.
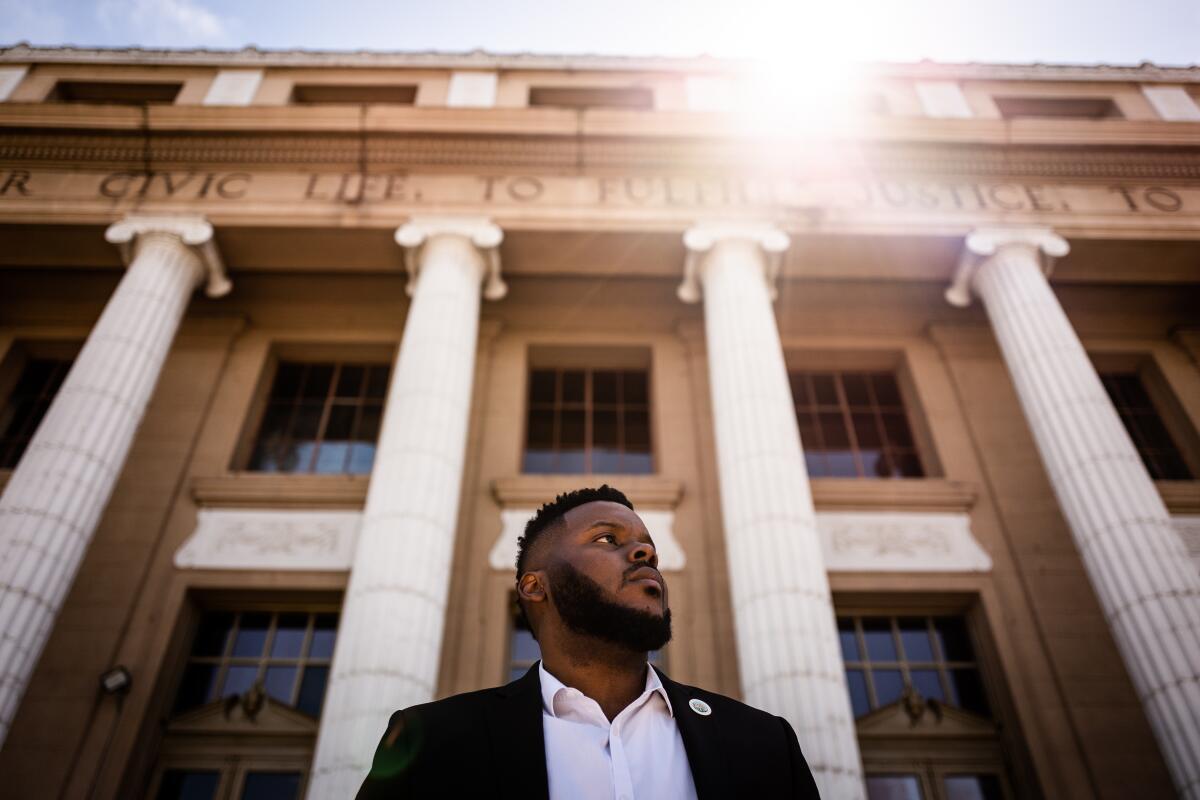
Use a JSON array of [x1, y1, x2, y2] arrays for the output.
[[97, 0, 232, 45], [0, 0, 69, 45]]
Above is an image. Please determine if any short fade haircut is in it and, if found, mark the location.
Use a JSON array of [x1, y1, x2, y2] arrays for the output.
[[515, 485, 634, 578]]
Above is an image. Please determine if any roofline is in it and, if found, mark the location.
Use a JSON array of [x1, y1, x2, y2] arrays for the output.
[[0, 43, 1198, 82]]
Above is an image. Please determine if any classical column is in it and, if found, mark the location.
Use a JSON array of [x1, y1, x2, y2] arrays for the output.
[[947, 227, 1200, 800], [679, 222, 865, 799], [0, 215, 228, 748], [307, 217, 505, 799]]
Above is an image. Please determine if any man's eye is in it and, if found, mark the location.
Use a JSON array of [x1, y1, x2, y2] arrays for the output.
[[596, 533, 617, 544]]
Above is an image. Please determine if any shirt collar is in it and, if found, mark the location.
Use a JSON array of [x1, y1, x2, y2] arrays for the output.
[[538, 661, 674, 718]]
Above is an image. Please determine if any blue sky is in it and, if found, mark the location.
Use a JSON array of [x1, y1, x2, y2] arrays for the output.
[[1, 0, 1197, 65]]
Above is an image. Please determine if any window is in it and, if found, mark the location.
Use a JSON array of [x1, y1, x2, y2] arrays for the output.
[[523, 367, 652, 474], [173, 610, 338, 718], [246, 361, 389, 474], [150, 605, 340, 800], [993, 96, 1122, 120], [291, 84, 417, 104], [528, 86, 654, 110], [0, 357, 70, 469], [1100, 372, 1193, 480], [509, 594, 661, 682], [838, 615, 989, 719], [838, 612, 1016, 800], [48, 80, 182, 104], [789, 371, 924, 478]]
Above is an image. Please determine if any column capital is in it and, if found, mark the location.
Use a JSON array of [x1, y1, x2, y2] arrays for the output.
[[678, 221, 790, 304], [394, 216, 506, 300], [945, 226, 1069, 308], [104, 214, 231, 298]]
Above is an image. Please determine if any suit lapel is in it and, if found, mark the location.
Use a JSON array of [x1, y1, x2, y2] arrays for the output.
[[484, 664, 550, 800], [656, 668, 733, 800]]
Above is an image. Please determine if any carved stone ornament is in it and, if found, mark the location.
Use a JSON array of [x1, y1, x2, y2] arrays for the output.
[[394, 215, 506, 299], [678, 221, 791, 303], [104, 214, 232, 298], [817, 510, 992, 572], [945, 226, 1070, 308], [174, 508, 362, 571], [488, 507, 687, 572]]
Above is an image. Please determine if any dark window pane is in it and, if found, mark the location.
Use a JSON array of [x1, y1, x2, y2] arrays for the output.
[[846, 669, 870, 718], [528, 370, 556, 404], [301, 365, 334, 399], [272, 363, 304, 398], [593, 371, 618, 404], [335, 365, 364, 398], [843, 374, 871, 405], [892, 451, 924, 478], [804, 451, 828, 478], [561, 370, 585, 403], [789, 373, 811, 405], [559, 410, 585, 448], [240, 772, 302, 800], [862, 449, 889, 478], [192, 612, 234, 657], [852, 412, 882, 448], [812, 374, 838, 405], [949, 668, 991, 716], [593, 409, 619, 448], [933, 617, 974, 661], [898, 618, 934, 661], [526, 408, 554, 449], [910, 669, 944, 702], [511, 628, 541, 662], [873, 669, 904, 706], [838, 618, 860, 661], [862, 618, 898, 661], [871, 373, 902, 406], [309, 615, 338, 659], [557, 450, 586, 474], [796, 413, 818, 449], [233, 614, 270, 658], [156, 769, 220, 800], [625, 410, 651, 451], [264, 666, 297, 704], [880, 412, 915, 447], [944, 775, 1003, 800], [324, 405, 355, 439], [865, 775, 924, 800], [290, 402, 324, 442], [173, 663, 218, 713], [355, 403, 382, 442], [592, 448, 621, 473], [222, 665, 259, 698], [818, 412, 850, 448], [365, 365, 390, 398], [825, 450, 858, 477], [522, 450, 556, 473], [297, 666, 330, 717], [623, 370, 648, 404], [271, 614, 307, 658]]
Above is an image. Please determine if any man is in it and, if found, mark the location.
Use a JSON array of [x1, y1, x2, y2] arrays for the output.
[[357, 485, 821, 799]]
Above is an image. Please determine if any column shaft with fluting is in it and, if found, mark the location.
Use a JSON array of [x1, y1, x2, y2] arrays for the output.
[[682, 224, 864, 799], [307, 219, 504, 799], [961, 231, 1200, 800], [0, 221, 218, 748]]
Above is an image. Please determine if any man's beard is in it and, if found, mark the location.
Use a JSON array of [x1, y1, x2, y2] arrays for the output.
[[547, 561, 672, 653]]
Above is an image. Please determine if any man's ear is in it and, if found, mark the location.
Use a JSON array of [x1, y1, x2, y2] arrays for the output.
[[517, 571, 547, 605]]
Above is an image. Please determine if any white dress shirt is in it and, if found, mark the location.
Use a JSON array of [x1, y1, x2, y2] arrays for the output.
[[539, 661, 699, 800]]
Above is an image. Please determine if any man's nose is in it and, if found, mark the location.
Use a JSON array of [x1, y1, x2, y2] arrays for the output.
[[629, 541, 658, 568]]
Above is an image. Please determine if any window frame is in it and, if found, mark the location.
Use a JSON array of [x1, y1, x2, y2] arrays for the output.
[[0, 340, 80, 472]]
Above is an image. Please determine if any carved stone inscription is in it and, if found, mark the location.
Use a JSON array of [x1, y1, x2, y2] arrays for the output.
[[175, 508, 362, 571], [1, 168, 1195, 221]]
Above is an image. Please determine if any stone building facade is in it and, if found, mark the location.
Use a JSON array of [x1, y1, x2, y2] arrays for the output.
[[0, 45, 1198, 800]]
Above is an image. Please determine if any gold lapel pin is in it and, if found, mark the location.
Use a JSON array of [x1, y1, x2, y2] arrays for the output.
[[689, 698, 712, 716]]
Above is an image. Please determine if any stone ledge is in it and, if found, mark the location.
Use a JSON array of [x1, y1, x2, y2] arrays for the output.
[[491, 474, 683, 509], [191, 473, 370, 509], [811, 478, 979, 512], [1158, 480, 1200, 514]]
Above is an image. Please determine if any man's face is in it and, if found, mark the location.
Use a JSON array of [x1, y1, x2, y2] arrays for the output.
[[541, 500, 672, 652]]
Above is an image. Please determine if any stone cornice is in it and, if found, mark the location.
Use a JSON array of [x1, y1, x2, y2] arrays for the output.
[[2, 129, 1200, 180], [1, 44, 1198, 83]]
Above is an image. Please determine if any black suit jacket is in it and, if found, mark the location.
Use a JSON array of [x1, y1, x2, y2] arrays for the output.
[[357, 663, 821, 799]]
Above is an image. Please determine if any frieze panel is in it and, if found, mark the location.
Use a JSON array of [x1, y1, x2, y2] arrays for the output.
[[175, 508, 361, 571], [818, 511, 992, 572]]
